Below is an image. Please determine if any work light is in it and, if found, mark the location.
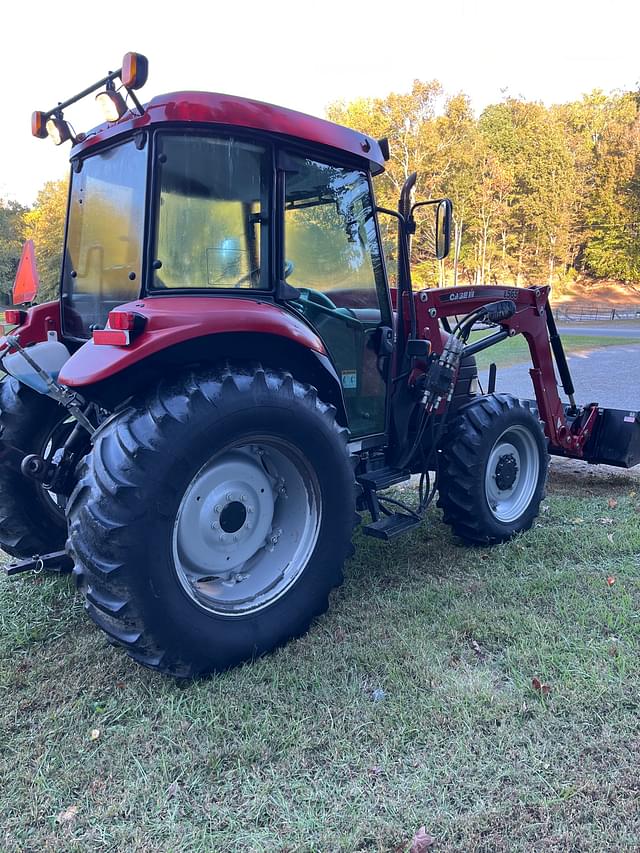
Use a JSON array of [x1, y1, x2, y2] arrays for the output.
[[46, 116, 72, 146], [95, 88, 128, 122], [31, 50, 149, 142]]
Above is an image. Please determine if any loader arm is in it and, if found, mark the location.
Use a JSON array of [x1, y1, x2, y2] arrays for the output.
[[407, 284, 610, 459]]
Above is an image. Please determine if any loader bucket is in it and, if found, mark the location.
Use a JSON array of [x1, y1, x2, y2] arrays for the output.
[[582, 408, 640, 469]]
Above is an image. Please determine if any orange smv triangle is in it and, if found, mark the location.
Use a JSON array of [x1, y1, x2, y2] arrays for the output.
[[12, 240, 39, 305]]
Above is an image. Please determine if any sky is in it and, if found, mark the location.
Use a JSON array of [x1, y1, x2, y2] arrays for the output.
[[1, 0, 639, 205]]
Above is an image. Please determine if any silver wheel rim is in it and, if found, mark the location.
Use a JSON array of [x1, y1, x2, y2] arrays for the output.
[[484, 424, 539, 523], [172, 438, 321, 616]]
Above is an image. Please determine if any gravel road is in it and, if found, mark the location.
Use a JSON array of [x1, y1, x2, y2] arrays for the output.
[[482, 343, 640, 411], [557, 325, 640, 339]]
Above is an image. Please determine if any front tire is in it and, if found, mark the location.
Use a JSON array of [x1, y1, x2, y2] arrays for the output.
[[66, 364, 357, 677], [437, 394, 548, 544]]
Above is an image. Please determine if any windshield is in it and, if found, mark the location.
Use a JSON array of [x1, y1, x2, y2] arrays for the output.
[[62, 138, 147, 338], [151, 134, 270, 290]]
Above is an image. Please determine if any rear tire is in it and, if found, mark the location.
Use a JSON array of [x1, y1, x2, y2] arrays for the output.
[[66, 364, 357, 677], [437, 394, 548, 544], [0, 377, 69, 557]]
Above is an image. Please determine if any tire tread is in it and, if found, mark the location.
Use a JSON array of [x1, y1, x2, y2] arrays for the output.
[[66, 363, 356, 677], [437, 393, 548, 545]]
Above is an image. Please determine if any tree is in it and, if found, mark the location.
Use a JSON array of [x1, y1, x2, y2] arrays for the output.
[[22, 179, 68, 302], [479, 100, 578, 291], [435, 94, 483, 285], [564, 91, 640, 283], [328, 80, 444, 208]]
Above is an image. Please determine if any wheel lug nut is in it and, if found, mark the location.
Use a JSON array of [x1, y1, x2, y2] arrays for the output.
[[247, 506, 253, 514], [241, 494, 247, 502], [211, 522, 219, 529], [215, 504, 222, 512], [226, 493, 233, 501]]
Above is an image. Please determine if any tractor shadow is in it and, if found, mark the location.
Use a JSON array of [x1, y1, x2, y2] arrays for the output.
[[341, 453, 640, 602], [546, 456, 640, 496], [343, 499, 475, 601]]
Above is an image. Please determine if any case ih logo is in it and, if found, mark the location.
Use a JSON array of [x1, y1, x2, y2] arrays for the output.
[[443, 290, 476, 302]]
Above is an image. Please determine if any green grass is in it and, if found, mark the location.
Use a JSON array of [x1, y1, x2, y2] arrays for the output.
[[1, 461, 640, 851], [471, 331, 640, 370]]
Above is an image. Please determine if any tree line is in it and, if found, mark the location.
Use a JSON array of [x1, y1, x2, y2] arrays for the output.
[[0, 180, 67, 303], [328, 82, 640, 291], [1, 81, 639, 300]]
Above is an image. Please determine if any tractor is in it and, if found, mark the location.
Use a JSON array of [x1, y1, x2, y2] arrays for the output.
[[1, 53, 638, 677]]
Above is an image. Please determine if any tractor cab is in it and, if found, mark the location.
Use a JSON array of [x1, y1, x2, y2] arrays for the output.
[[28, 54, 449, 442]]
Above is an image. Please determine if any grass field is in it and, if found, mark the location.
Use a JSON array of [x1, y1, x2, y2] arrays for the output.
[[470, 332, 640, 370], [1, 460, 639, 852]]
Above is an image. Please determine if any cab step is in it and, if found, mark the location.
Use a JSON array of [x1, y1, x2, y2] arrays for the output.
[[363, 512, 423, 540], [358, 467, 419, 540], [357, 467, 411, 491]]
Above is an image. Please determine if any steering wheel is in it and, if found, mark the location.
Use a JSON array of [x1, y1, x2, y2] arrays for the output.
[[232, 261, 294, 289], [297, 287, 340, 311], [233, 267, 261, 289]]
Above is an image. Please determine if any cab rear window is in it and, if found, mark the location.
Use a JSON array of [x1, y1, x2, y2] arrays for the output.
[[62, 139, 146, 338]]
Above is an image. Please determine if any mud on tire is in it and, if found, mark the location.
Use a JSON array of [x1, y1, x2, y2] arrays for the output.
[[66, 364, 358, 678]]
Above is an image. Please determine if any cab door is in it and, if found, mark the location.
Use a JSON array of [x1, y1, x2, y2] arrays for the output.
[[282, 154, 392, 438]]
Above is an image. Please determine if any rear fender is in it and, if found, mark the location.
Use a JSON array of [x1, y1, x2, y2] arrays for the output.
[[57, 297, 348, 424], [3, 301, 61, 344], [59, 297, 326, 384]]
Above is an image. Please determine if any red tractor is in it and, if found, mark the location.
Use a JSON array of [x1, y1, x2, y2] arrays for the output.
[[2, 54, 638, 676]]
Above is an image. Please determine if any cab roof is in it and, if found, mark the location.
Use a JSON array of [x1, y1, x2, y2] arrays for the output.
[[71, 91, 386, 174]]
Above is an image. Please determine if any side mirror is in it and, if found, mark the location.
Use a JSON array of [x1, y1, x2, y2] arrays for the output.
[[408, 197, 453, 260], [435, 198, 452, 260]]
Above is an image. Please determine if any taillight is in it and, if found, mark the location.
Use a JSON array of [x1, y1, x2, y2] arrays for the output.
[[4, 309, 27, 326], [93, 311, 146, 346], [108, 311, 146, 331]]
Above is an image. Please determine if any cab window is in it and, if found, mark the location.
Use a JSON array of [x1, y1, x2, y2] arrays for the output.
[[62, 139, 146, 338], [284, 155, 389, 437], [284, 157, 387, 311], [152, 135, 270, 290]]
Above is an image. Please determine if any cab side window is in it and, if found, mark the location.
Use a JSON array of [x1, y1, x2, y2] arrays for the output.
[[284, 157, 386, 311], [284, 156, 389, 437]]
